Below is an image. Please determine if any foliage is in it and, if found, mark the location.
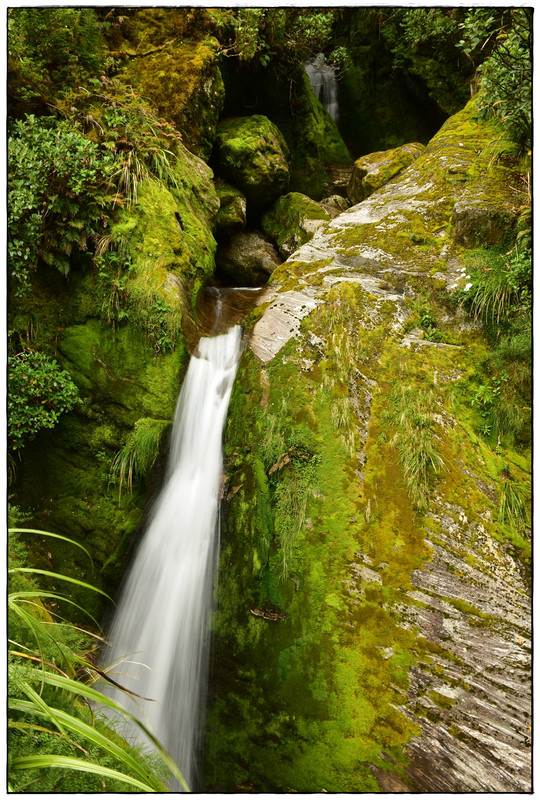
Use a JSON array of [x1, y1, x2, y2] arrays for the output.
[[462, 246, 531, 325], [458, 8, 532, 149], [8, 527, 187, 792], [8, 352, 80, 451], [385, 384, 444, 510], [8, 7, 106, 106], [209, 8, 335, 70], [460, 241, 531, 446], [8, 115, 117, 295], [111, 418, 170, 497]]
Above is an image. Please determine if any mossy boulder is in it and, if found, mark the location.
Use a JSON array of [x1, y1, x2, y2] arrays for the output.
[[213, 115, 291, 211], [261, 192, 331, 258], [216, 231, 281, 286], [218, 63, 352, 201], [205, 100, 530, 792], [122, 40, 225, 159], [214, 180, 247, 238], [348, 142, 425, 203]]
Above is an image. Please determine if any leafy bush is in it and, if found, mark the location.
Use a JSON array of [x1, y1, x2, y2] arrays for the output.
[[8, 7, 105, 106], [209, 8, 335, 69], [8, 115, 117, 295], [8, 352, 80, 451], [458, 8, 532, 149]]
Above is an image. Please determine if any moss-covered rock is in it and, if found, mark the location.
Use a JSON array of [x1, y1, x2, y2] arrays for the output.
[[120, 31, 225, 159], [205, 99, 531, 792], [348, 142, 425, 204], [10, 136, 220, 608], [216, 231, 281, 286], [213, 115, 290, 211], [219, 63, 352, 201], [214, 180, 247, 238], [261, 192, 331, 258]]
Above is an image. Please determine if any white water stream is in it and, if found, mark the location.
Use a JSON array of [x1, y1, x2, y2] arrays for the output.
[[100, 323, 243, 790], [306, 52, 339, 122]]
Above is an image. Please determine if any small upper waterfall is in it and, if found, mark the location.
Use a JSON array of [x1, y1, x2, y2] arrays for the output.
[[100, 321, 243, 790], [306, 52, 339, 122]]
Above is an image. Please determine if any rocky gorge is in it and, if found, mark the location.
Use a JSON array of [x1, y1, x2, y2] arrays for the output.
[[8, 8, 531, 794]]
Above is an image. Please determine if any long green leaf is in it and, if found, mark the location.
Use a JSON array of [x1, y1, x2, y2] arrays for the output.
[[22, 666, 188, 790], [9, 591, 102, 632], [17, 681, 67, 737], [9, 568, 112, 601], [9, 698, 167, 792], [9, 528, 94, 565], [11, 754, 162, 792]]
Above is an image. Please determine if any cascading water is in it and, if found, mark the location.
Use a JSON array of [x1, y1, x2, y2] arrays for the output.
[[305, 52, 339, 122], [100, 321, 243, 791]]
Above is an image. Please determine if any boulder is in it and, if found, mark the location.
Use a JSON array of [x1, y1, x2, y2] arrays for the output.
[[216, 231, 282, 286], [452, 198, 517, 248], [214, 180, 247, 237], [261, 192, 331, 259], [319, 194, 350, 218], [348, 142, 425, 204], [213, 115, 290, 210]]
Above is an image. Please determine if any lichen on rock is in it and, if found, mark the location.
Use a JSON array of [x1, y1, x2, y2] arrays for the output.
[[347, 142, 425, 204]]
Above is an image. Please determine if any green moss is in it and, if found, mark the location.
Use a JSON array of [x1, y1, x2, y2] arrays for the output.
[[261, 192, 330, 257]]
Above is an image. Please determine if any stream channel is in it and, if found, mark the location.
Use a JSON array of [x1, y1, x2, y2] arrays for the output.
[[99, 284, 266, 790]]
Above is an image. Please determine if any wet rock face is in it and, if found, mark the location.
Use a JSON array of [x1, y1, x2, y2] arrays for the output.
[[209, 100, 530, 792], [216, 230, 282, 286], [347, 142, 425, 204], [213, 115, 290, 210]]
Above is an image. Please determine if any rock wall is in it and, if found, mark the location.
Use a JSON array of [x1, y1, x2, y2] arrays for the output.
[[11, 144, 220, 611], [205, 100, 531, 791]]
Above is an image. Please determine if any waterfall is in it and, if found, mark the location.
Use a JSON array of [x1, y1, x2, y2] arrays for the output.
[[306, 52, 339, 122], [100, 323, 243, 791]]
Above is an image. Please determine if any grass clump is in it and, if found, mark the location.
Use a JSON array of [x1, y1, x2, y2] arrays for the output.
[[110, 418, 170, 497], [385, 384, 444, 510]]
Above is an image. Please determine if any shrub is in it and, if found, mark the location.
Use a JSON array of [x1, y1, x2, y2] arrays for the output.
[[458, 8, 532, 149], [8, 8, 105, 106], [8, 115, 117, 295], [8, 352, 80, 451]]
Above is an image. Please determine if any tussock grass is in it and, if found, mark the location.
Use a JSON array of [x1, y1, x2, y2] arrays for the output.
[[498, 471, 529, 532], [111, 418, 170, 497], [386, 384, 445, 510]]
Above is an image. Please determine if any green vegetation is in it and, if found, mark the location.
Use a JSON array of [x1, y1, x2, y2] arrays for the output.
[[8, 115, 117, 295], [384, 384, 445, 510], [111, 418, 170, 497], [8, 352, 79, 451], [8, 526, 186, 792]]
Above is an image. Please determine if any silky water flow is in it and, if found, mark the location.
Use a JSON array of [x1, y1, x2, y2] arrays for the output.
[[100, 322, 243, 790], [305, 52, 339, 122]]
